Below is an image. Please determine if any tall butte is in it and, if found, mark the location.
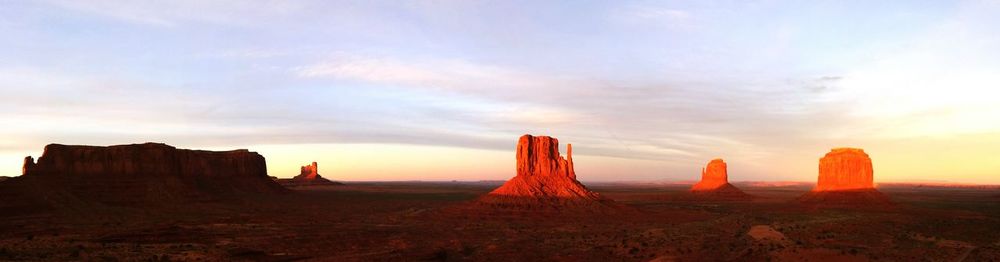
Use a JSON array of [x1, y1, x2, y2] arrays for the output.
[[474, 134, 618, 212], [798, 148, 890, 206], [689, 158, 750, 199]]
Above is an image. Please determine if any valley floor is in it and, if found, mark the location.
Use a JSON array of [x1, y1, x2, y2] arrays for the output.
[[1, 182, 998, 261]]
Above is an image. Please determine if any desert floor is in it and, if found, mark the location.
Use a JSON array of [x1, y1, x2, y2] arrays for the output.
[[1, 182, 998, 261]]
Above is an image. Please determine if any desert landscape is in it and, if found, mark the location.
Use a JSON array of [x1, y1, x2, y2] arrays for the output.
[[0, 137, 998, 261], [3, 1, 1000, 261], [1, 180, 998, 261]]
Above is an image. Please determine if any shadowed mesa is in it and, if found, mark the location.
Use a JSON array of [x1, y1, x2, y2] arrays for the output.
[[4, 143, 286, 209]]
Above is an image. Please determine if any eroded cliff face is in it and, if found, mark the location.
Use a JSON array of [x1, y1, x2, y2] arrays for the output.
[[691, 159, 729, 191], [476, 135, 617, 211], [514, 135, 574, 180], [18, 143, 286, 200], [815, 148, 874, 191], [489, 135, 597, 198]]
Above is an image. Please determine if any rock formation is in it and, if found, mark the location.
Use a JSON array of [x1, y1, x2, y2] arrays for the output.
[[799, 148, 890, 207], [5, 143, 286, 207], [815, 148, 874, 191], [278, 162, 343, 186], [297, 162, 320, 181], [689, 158, 750, 199], [474, 135, 619, 212], [692, 159, 729, 191]]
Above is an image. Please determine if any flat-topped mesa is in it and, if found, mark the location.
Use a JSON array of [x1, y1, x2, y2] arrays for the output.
[[798, 147, 889, 207], [691, 158, 729, 191], [815, 148, 874, 191], [475, 135, 617, 212], [21, 143, 285, 194]]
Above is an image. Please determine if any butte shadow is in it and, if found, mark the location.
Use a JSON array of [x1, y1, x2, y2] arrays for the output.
[[797, 148, 891, 208], [458, 134, 628, 215], [0, 143, 287, 214]]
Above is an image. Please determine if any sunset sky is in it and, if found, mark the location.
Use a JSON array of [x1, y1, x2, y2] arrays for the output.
[[2, 1, 999, 183]]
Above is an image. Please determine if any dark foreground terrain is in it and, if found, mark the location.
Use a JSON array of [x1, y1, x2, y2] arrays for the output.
[[1, 182, 998, 261]]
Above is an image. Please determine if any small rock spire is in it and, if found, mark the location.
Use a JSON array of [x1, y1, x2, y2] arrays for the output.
[[22, 156, 35, 176]]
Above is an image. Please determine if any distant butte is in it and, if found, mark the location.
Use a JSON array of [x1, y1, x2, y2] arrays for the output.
[[278, 162, 343, 187], [689, 158, 751, 199], [297, 162, 321, 181], [798, 148, 890, 206], [691, 158, 730, 191], [473, 134, 620, 212]]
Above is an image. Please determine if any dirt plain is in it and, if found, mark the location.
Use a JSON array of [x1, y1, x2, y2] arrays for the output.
[[1, 181, 998, 261]]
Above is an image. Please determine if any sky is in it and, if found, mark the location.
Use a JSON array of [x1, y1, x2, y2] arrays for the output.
[[2, 0, 1000, 183]]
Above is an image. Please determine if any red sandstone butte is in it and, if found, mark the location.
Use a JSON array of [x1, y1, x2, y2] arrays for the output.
[[691, 159, 729, 191], [815, 148, 874, 191], [689, 158, 750, 199], [475, 135, 616, 211], [13, 143, 286, 205], [282, 162, 341, 186], [294, 162, 320, 181], [799, 148, 890, 207]]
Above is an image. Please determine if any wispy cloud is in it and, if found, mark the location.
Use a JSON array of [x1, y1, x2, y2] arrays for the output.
[[39, 0, 307, 27], [284, 53, 852, 170], [293, 55, 548, 92], [612, 4, 697, 30]]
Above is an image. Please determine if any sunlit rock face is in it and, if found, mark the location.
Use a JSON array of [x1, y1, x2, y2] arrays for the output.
[[691, 159, 729, 191], [488, 135, 596, 198], [476, 135, 619, 212], [285, 161, 340, 186], [688, 158, 751, 199], [294, 162, 320, 181], [799, 148, 889, 207], [815, 148, 874, 191]]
